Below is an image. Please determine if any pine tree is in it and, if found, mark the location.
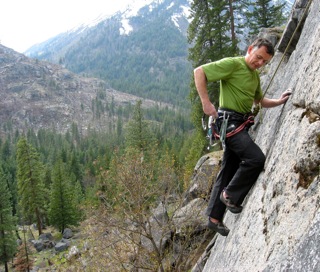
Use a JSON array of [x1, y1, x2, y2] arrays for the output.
[[124, 100, 156, 153], [229, 0, 251, 51], [48, 160, 80, 233], [1, 138, 18, 215], [188, 0, 239, 67], [16, 137, 46, 236], [73, 179, 84, 206], [69, 151, 83, 183], [0, 171, 17, 272], [246, 0, 287, 37], [227, 0, 248, 52]]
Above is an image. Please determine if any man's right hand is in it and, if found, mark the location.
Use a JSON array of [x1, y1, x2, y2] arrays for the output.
[[203, 101, 218, 119]]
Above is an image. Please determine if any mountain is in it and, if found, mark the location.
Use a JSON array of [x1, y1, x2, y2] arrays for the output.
[[24, 0, 294, 108], [25, 0, 192, 107]]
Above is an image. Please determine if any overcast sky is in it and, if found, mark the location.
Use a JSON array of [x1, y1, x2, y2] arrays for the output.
[[0, 0, 134, 53]]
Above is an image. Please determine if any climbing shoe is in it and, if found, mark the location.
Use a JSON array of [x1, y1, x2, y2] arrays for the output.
[[208, 218, 230, 236], [220, 191, 243, 214]]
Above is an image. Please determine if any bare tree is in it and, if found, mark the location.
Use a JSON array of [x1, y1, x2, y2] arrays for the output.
[[87, 147, 213, 271]]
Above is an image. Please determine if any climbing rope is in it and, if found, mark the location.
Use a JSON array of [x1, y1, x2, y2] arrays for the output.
[[253, 0, 313, 118], [262, 0, 313, 160]]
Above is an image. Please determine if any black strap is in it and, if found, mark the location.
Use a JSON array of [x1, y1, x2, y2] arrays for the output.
[[218, 108, 252, 121]]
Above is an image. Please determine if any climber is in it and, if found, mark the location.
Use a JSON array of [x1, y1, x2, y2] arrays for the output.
[[194, 38, 292, 236]]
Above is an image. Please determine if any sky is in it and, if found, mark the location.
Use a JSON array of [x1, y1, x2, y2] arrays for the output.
[[0, 0, 134, 53]]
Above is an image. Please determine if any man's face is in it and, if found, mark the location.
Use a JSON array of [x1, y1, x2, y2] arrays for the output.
[[245, 45, 273, 70]]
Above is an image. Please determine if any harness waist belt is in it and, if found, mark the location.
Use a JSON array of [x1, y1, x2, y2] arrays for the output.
[[218, 108, 252, 120]]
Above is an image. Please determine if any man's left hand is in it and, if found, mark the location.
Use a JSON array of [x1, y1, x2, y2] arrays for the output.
[[279, 89, 292, 104]]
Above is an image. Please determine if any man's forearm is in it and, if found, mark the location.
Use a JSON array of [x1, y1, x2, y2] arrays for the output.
[[260, 98, 281, 108], [194, 67, 218, 117], [194, 67, 209, 103]]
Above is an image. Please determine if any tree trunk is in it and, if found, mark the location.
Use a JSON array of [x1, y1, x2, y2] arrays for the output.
[[228, 0, 236, 47], [35, 207, 42, 235]]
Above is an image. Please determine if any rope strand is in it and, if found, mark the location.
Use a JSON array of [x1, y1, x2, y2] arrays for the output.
[[253, 0, 313, 117]]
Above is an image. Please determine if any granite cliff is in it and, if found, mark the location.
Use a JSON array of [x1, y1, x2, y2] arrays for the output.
[[194, 0, 320, 270]]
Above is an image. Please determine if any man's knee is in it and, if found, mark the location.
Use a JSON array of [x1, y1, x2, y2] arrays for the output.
[[245, 152, 265, 170], [254, 152, 266, 169]]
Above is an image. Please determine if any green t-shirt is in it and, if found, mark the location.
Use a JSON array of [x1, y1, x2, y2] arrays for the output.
[[202, 56, 262, 113]]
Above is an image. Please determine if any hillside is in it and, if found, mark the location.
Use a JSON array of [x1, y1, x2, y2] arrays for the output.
[[0, 44, 174, 136]]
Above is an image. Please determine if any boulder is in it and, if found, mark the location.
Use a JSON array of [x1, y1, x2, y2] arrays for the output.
[[141, 201, 171, 252], [184, 151, 222, 205], [66, 246, 80, 260], [62, 228, 73, 239], [39, 232, 53, 241], [173, 198, 207, 235], [31, 240, 44, 252], [55, 242, 69, 252]]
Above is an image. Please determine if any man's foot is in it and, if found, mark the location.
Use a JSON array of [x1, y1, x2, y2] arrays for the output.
[[220, 191, 243, 214], [207, 218, 229, 236]]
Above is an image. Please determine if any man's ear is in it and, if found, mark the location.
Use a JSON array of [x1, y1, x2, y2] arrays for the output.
[[247, 45, 253, 54]]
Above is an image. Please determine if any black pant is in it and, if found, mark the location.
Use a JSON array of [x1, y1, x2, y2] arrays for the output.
[[205, 127, 265, 221]]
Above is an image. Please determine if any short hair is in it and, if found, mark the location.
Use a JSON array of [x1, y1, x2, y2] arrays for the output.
[[251, 38, 275, 56]]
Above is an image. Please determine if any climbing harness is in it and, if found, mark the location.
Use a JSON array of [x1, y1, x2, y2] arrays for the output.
[[202, 109, 255, 150]]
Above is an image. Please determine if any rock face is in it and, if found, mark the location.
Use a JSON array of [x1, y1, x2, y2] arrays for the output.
[[202, 0, 320, 271]]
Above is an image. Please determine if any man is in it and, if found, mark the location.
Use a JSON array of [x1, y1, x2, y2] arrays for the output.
[[194, 38, 291, 236]]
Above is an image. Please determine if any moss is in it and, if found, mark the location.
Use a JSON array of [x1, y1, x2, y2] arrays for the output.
[[52, 232, 63, 241]]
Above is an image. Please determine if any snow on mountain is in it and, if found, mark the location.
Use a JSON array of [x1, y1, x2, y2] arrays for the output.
[[119, 0, 190, 36], [171, 4, 192, 32], [118, 0, 159, 35], [120, 0, 156, 18], [25, 0, 190, 59], [81, 0, 168, 35], [64, 0, 291, 39], [120, 19, 133, 35]]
